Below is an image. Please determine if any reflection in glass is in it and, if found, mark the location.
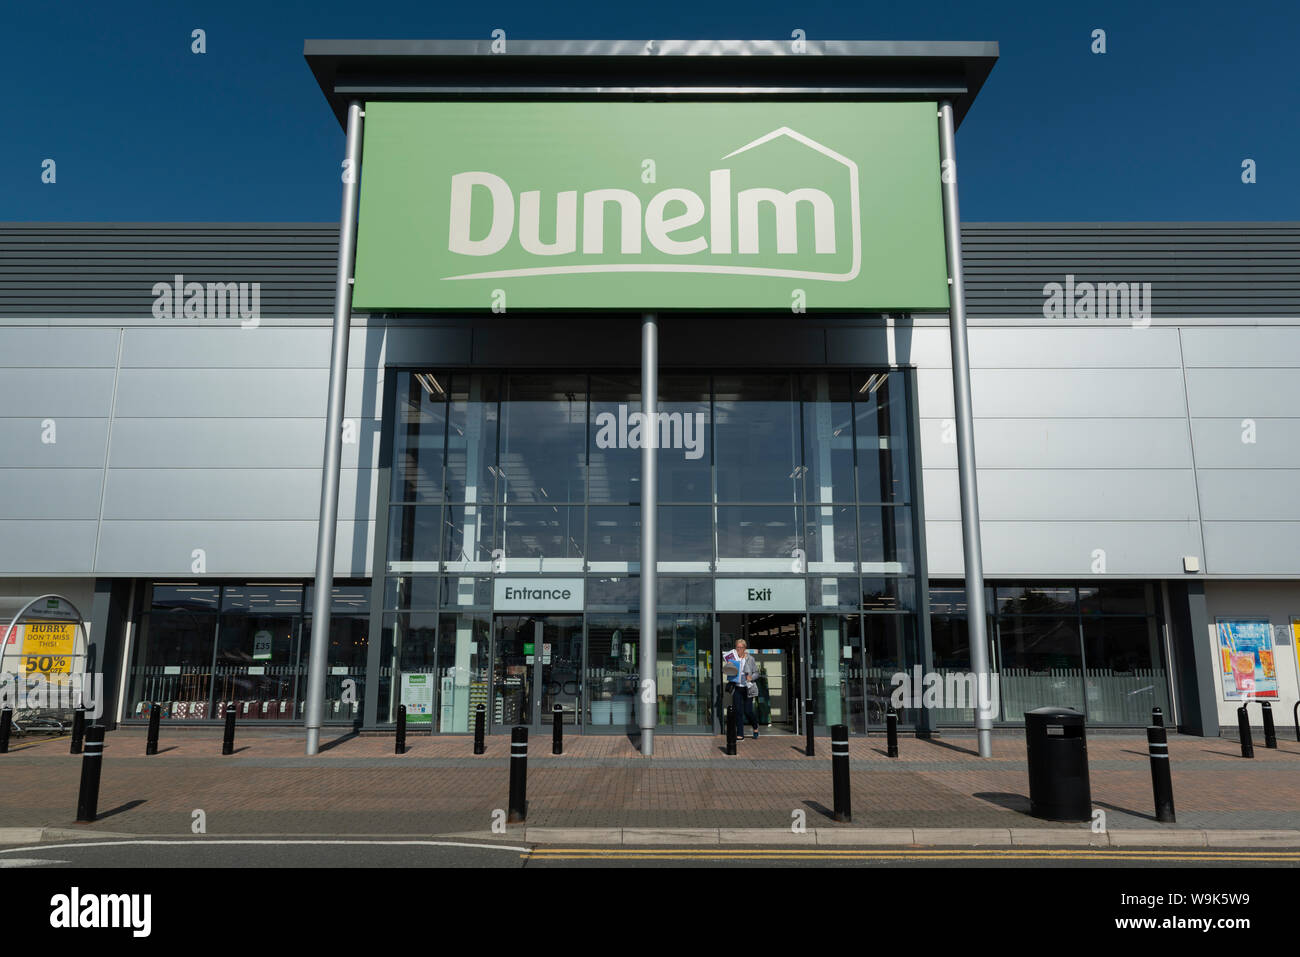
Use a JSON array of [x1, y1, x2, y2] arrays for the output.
[[391, 372, 447, 503], [714, 374, 798, 503], [809, 614, 864, 733], [854, 370, 911, 504], [499, 375, 586, 504]]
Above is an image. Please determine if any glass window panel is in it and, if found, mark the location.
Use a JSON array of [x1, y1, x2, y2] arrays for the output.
[[854, 370, 911, 504], [658, 577, 713, 609], [860, 577, 916, 612], [996, 586, 1077, 617], [587, 614, 640, 730], [807, 577, 862, 610], [127, 586, 219, 720], [384, 576, 442, 611], [499, 374, 587, 504], [500, 504, 585, 570], [1083, 617, 1170, 724], [716, 504, 801, 571], [444, 373, 499, 507], [800, 372, 855, 504], [714, 373, 799, 503], [214, 589, 301, 721], [301, 613, 368, 723], [436, 613, 490, 732], [997, 615, 1084, 721], [858, 505, 914, 573], [658, 505, 712, 569], [587, 505, 639, 570], [387, 505, 442, 573], [303, 582, 370, 616], [802, 502, 857, 573], [863, 615, 918, 728], [378, 611, 438, 724], [588, 374, 640, 505], [586, 576, 639, 612], [809, 613, 864, 733], [658, 375, 712, 503], [442, 576, 493, 609], [1080, 583, 1154, 617], [391, 371, 448, 503], [659, 613, 713, 729]]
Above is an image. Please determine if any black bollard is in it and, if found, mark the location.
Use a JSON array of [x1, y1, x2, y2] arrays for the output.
[[1146, 724, 1176, 823], [831, 724, 851, 822], [1236, 705, 1254, 758], [473, 703, 486, 755], [1261, 701, 1277, 749], [76, 726, 106, 822], [144, 703, 159, 756], [395, 704, 407, 754], [507, 726, 528, 823], [886, 709, 899, 758], [222, 701, 237, 755], [552, 704, 563, 755], [725, 702, 737, 756], [0, 707, 11, 754], [1294, 701, 1300, 743], [71, 706, 87, 755], [1151, 707, 1164, 728], [805, 702, 815, 757]]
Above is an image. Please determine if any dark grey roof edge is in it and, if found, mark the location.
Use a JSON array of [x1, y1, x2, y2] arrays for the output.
[[5, 221, 1296, 230], [302, 38, 1000, 58]]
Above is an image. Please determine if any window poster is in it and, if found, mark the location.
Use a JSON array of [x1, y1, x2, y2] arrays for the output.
[[1215, 619, 1278, 700]]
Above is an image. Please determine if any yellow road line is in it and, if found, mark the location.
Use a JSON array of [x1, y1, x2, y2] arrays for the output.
[[524, 847, 1300, 862]]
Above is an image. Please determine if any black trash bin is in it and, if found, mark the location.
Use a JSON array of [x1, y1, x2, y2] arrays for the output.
[[1024, 706, 1092, 821]]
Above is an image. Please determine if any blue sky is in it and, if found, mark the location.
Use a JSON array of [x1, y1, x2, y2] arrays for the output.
[[3, 0, 1295, 222]]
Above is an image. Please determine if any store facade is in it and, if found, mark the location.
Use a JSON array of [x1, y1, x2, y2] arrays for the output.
[[2, 40, 1298, 739]]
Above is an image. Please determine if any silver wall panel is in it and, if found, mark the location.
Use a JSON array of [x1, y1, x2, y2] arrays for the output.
[[93, 520, 373, 577], [917, 417, 1196, 469], [107, 417, 382, 470], [1185, 369, 1300, 418], [111, 368, 384, 419], [1190, 418, 1300, 468], [922, 468, 1200, 522], [1203, 522, 1300, 575], [1197, 470, 1300, 521], [0, 370, 116, 417], [1180, 327, 1300, 368], [0, 469, 104, 520], [100, 468, 376, 522], [0, 327, 120, 367], [967, 327, 1182, 368], [925, 520, 1203, 577], [0, 521, 99, 574], [119, 325, 384, 369], [917, 368, 1190, 418], [0, 418, 109, 467]]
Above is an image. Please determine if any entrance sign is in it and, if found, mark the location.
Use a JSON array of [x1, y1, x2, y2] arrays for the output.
[[1215, 619, 1278, 700], [493, 578, 585, 612], [715, 579, 807, 612], [353, 101, 949, 311]]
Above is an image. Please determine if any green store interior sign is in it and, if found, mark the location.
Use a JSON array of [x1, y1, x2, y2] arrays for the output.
[[352, 101, 950, 311]]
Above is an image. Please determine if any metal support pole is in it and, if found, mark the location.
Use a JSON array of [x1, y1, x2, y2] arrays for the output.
[[1146, 724, 1175, 823], [639, 312, 658, 756], [937, 99, 992, 758], [306, 99, 364, 757]]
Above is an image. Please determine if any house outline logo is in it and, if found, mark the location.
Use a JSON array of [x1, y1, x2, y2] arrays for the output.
[[440, 127, 862, 284]]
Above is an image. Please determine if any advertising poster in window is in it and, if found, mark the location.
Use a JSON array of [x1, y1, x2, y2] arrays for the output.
[[401, 673, 435, 725], [1215, 619, 1278, 700]]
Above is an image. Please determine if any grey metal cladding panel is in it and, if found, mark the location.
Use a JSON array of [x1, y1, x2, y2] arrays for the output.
[[108, 418, 382, 469], [918, 417, 1195, 469], [1185, 369, 1300, 417], [1196, 470, 1300, 521], [922, 468, 1200, 522], [93, 520, 373, 577], [0, 224, 339, 318], [0, 418, 109, 467], [926, 520, 1202, 577], [1203, 522, 1300, 575], [966, 327, 1182, 368], [381, 325, 473, 366], [0, 469, 103, 519], [111, 368, 384, 419], [101, 468, 376, 522], [1191, 418, 1300, 468], [0, 327, 120, 366], [119, 326, 379, 368], [1179, 327, 1300, 367], [0, 521, 98, 573], [917, 368, 1188, 418], [0, 370, 116, 416]]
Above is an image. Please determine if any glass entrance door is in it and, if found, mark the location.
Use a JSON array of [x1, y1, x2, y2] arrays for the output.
[[492, 615, 583, 732]]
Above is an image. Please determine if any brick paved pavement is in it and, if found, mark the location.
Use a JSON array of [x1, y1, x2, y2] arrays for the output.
[[2, 728, 1297, 836]]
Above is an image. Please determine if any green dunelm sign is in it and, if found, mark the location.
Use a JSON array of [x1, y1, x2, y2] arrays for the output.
[[352, 101, 949, 311]]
